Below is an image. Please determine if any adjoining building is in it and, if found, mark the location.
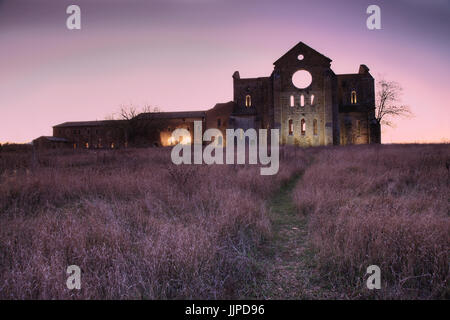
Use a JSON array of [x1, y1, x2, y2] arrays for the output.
[[33, 42, 380, 149], [32, 136, 71, 149]]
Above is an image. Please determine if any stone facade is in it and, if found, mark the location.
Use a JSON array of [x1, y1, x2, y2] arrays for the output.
[[52, 120, 127, 149], [34, 42, 380, 149], [230, 42, 380, 146], [32, 136, 71, 149]]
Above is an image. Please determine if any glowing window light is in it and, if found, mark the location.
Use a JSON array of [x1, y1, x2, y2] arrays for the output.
[[351, 91, 357, 104], [245, 95, 252, 107]]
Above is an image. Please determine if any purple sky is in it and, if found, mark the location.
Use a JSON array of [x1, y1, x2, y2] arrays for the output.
[[1, 0, 449, 143]]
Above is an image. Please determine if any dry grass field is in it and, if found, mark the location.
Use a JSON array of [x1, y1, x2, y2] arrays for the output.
[[0, 144, 448, 299], [0, 147, 303, 299], [294, 144, 449, 299]]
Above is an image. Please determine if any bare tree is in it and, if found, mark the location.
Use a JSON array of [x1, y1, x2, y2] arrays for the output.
[[376, 79, 413, 127], [112, 104, 167, 147], [114, 104, 162, 120], [119, 104, 139, 121], [142, 104, 162, 114], [134, 105, 167, 146], [103, 104, 138, 121]]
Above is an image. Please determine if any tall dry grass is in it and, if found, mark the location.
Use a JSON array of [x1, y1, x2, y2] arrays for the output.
[[294, 144, 450, 299], [0, 147, 304, 299]]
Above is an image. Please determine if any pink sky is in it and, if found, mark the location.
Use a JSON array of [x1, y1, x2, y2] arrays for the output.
[[0, 0, 449, 143]]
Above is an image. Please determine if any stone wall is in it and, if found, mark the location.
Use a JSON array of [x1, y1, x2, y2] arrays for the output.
[[272, 42, 336, 146], [53, 122, 126, 149]]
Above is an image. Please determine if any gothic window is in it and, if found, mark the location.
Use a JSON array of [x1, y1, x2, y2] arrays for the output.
[[356, 120, 361, 136], [351, 91, 357, 104], [313, 119, 318, 135], [300, 94, 305, 107], [290, 95, 295, 107], [311, 94, 315, 105], [301, 119, 306, 135], [288, 119, 294, 135], [245, 95, 252, 107]]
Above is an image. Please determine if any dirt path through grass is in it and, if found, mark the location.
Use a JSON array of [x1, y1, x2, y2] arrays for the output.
[[251, 172, 334, 299]]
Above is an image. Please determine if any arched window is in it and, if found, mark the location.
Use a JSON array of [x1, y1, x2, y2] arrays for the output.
[[245, 95, 252, 107], [311, 94, 315, 105], [301, 119, 306, 135], [290, 95, 295, 107], [300, 94, 305, 107], [288, 119, 294, 135], [313, 119, 318, 135], [356, 120, 361, 136], [351, 91, 357, 104]]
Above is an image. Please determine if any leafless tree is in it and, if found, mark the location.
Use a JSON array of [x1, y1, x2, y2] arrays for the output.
[[111, 104, 167, 147], [119, 105, 139, 121], [142, 104, 162, 114], [376, 79, 413, 127]]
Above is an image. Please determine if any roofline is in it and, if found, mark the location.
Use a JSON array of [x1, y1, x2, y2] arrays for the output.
[[235, 76, 270, 81], [273, 41, 332, 65], [337, 73, 374, 79], [32, 136, 70, 142], [135, 110, 207, 120], [137, 111, 206, 116], [53, 120, 126, 128], [337, 73, 366, 76], [144, 110, 206, 115]]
